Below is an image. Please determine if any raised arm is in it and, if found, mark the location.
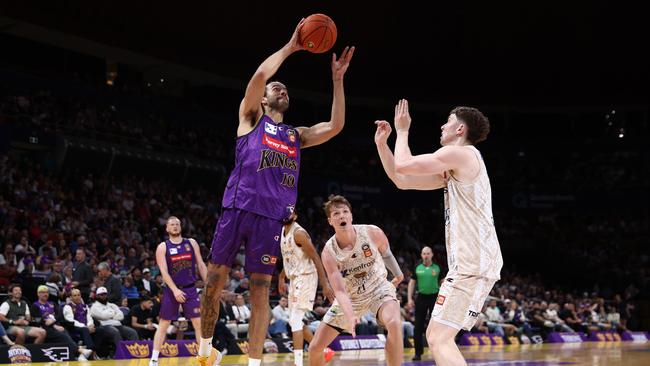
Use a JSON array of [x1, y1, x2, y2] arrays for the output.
[[393, 99, 470, 176], [293, 229, 334, 302], [297, 46, 355, 148], [374, 120, 446, 190], [321, 247, 358, 336], [238, 19, 305, 136]]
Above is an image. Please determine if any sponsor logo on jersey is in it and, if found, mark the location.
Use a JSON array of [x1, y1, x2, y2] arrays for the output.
[[171, 253, 192, 262], [262, 134, 297, 157], [468, 310, 479, 318], [185, 244, 191, 252]]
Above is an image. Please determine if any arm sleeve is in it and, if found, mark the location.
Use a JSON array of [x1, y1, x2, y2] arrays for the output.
[[381, 247, 403, 278]]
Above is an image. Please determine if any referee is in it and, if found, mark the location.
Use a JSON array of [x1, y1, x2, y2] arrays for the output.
[[408, 246, 441, 361]]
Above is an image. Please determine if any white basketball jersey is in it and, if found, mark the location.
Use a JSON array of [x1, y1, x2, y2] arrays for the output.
[[280, 222, 316, 279], [324, 225, 388, 301], [444, 146, 503, 280]]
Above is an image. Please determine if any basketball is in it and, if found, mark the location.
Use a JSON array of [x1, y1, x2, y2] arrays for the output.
[[299, 14, 337, 54]]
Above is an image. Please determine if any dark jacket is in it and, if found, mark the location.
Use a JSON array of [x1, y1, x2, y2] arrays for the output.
[[72, 260, 94, 295], [103, 274, 123, 305]]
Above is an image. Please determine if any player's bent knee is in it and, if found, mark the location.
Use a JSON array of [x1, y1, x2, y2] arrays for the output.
[[308, 341, 324, 353]]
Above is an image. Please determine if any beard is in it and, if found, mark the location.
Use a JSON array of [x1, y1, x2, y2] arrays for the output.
[[267, 97, 289, 113]]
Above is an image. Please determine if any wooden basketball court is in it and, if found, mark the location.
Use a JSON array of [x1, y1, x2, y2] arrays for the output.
[[20, 342, 650, 366]]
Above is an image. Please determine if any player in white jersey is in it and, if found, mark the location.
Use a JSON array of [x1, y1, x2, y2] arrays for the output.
[[278, 212, 334, 366], [374, 100, 503, 366], [308, 195, 404, 366]]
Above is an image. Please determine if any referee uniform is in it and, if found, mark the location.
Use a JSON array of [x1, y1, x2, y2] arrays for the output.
[[409, 257, 441, 360]]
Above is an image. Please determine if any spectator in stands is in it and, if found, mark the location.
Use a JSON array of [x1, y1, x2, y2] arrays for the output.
[[130, 295, 157, 340], [269, 296, 290, 338], [73, 248, 93, 302], [90, 286, 138, 351], [98, 261, 123, 305], [559, 303, 588, 333], [121, 275, 140, 307], [31, 285, 93, 360], [62, 289, 97, 355], [0, 284, 46, 344], [231, 294, 251, 338], [543, 302, 575, 333]]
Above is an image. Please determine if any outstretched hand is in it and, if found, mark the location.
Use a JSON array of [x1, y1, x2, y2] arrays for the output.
[[332, 46, 356, 81], [394, 99, 412, 132], [374, 120, 392, 145], [286, 18, 307, 53]]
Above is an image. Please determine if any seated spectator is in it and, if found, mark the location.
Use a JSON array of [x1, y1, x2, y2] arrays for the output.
[[62, 289, 98, 355], [559, 303, 588, 333], [269, 296, 290, 338], [121, 275, 140, 307], [231, 294, 251, 338], [543, 302, 575, 333], [32, 285, 93, 361], [90, 286, 138, 355], [0, 284, 46, 344], [130, 295, 157, 340]]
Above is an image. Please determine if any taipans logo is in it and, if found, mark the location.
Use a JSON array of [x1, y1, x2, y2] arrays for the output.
[[362, 243, 372, 258], [8, 345, 32, 363], [262, 134, 297, 157], [185, 244, 191, 252], [261, 255, 278, 265], [42, 346, 70, 361], [436, 295, 446, 306]]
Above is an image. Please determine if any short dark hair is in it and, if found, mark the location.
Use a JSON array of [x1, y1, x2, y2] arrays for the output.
[[323, 195, 352, 217], [450, 106, 490, 144], [9, 283, 21, 292]]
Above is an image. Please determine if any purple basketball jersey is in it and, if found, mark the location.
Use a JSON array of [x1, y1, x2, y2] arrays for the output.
[[33, 300, 55, 318], [164, 238, 197, 288], [221, 115, 301, 221]]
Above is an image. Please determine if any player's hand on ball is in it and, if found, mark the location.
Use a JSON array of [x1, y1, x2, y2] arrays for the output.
[[374, 120, 392, 145], [173, 288, 187, 303], [394, 99, 412, 132], [287, 18, 307, 52], [278, 281, 287, 295]]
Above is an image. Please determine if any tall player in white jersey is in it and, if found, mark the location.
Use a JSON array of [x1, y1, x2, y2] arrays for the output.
[[278, 212, 334, 366], [308, 195, 404, 366], [374, 100, 503, 366]]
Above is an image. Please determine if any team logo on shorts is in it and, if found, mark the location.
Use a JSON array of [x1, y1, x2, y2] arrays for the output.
[[261, 255, 278, 265], [361, 244, 372, 257], [436, 295, 446, 306]]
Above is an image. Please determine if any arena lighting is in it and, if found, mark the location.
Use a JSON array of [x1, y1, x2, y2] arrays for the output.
[[618, 128, 625, 138]]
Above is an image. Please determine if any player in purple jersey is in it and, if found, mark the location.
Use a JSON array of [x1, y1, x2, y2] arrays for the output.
[[198, 19, 354, 366], [150, 216, 207, 366]]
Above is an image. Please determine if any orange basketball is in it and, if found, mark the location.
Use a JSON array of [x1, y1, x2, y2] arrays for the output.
[[299, 14, 337, 54]]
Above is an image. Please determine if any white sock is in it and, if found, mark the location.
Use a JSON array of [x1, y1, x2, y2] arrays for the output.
[[151, 350, 160, 361], [294, 350, 304, 366], [198, 337, 213, 357], [248, 358, 262, 366]]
